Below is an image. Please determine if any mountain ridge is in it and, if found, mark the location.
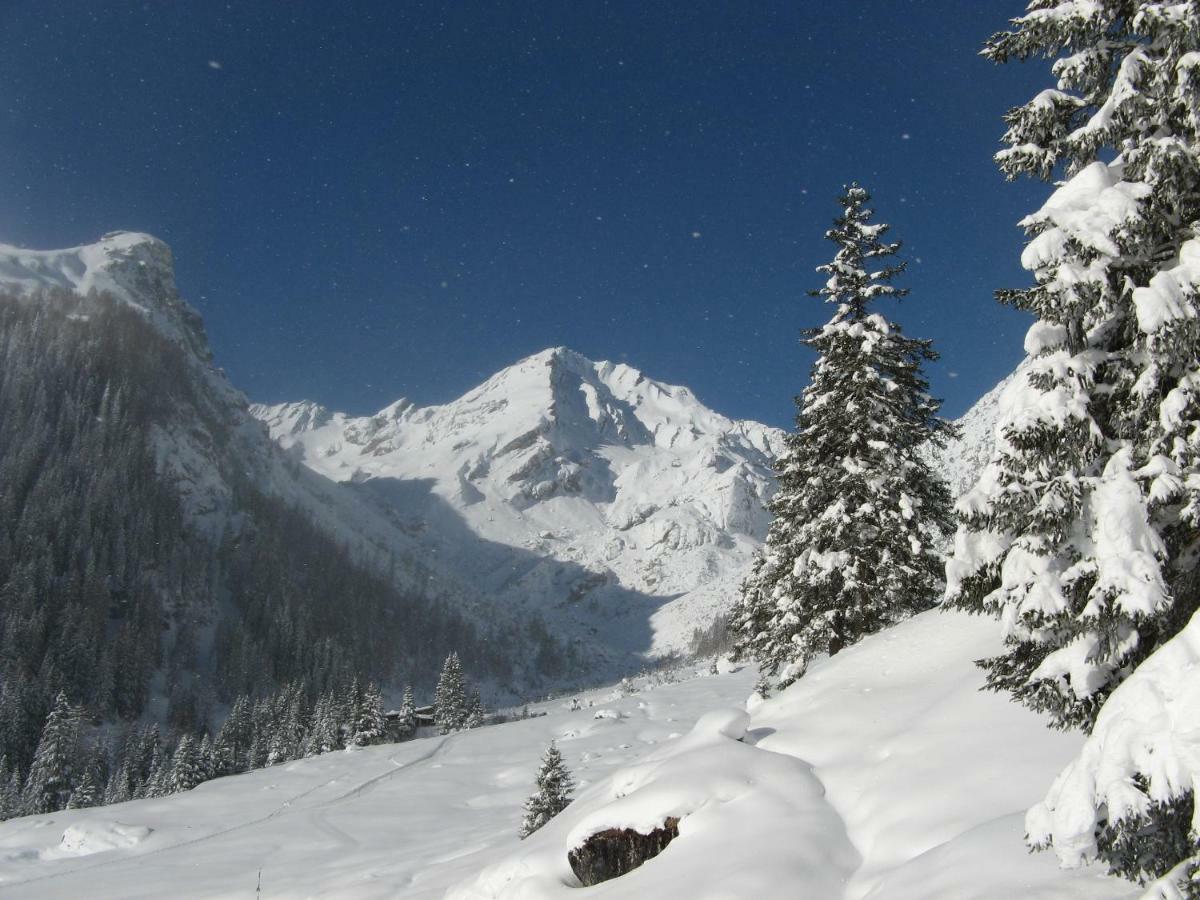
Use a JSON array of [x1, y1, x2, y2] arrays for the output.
[[253, 345, 786, 657], [0, 229, 1013, 680]]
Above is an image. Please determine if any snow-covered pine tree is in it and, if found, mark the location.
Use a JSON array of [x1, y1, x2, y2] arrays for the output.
[[168, 734, 206, 794], [214, 694, 252, 776], [753, 673, 772, 701], [66, 768, 101, 810], [731, 184, 954, 684], [948, 3, 1200, 729], [21, 691, 80, 815], [67, 739, 110, 810], [518, 741, 575, 839], [0, 756, 18, 820], [3, 766, 22, 818], [196, 733, 216, 782], [396, 685, 417, 739], [353, 682, 387, 747], [434, 653, 468, 734], [303, 693, 341, 756], [103, 761, 135, 806], [144, 744, 170, 799], [944, 2, 1200, 888], [465, 688, 485, 729]]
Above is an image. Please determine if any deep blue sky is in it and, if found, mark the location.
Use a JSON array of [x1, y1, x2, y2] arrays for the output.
[[0, 1, 1049, 427]]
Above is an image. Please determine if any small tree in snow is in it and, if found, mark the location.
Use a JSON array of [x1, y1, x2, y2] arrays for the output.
[[0, 757, 20, 819], [66, 769, 101, 810], [753, 673, 772, 701], [731, 184, 953, 684], [168, 734, 207, 793], [465, 688, 485, 729], [22, 691, 81, 815], [353, 682, 387, 747], [434, 653, 468, 734], [395, 685, 417, 739], [519, 741, 574, 839]]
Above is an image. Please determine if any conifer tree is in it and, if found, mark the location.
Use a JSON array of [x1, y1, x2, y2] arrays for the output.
[[518, 741, 574, 839], [352, 682, 387, 747], [214, 695, 252, 776], [0, 756, 18, 820], [66, 769, 101, 810], [103, 761, 135, 806], [68, 739, 110, 810], [144, 744, 170, 799], [465, 688, 485, 729], [3, 768, 22, 819], [395, 685, 417, 740], [732, 184, 953, 683], [753, 673, 772, 701], [304, 693, 342, 756], [21, 691, 80, 815], [947, 0, 1200, 732], [168, 734, 206, 793], [434, 653, 468, 734], [197, 733, 216, 782], [946, 2, 1200, 887]]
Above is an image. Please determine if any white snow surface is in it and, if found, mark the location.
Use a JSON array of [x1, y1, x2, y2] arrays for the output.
[[253, 348, 786, 657], [455, 609, 1132, 900], [1028, 605, 1200, 870], [0, 610, 1134, 898]]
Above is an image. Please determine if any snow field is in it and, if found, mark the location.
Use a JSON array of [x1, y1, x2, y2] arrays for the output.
[[0, 668, 758, 898], [456, 609, 1134, 900], [0, 612, 1142, 899]]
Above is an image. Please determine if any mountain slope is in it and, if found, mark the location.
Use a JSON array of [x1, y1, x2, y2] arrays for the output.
[[0, 232, 548, 749], [926, 362, 1026, 501], [253, 347, 785, 660]]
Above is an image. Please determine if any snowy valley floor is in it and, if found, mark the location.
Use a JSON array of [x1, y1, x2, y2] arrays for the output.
[[0, 610, 1139, 899]]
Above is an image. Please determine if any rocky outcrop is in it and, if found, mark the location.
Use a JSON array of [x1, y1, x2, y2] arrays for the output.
[[567, 817, 680, 886]]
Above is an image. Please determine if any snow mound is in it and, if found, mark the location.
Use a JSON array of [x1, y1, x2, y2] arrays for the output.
[[451, 611, 1137, 900], [1027, 606, 1200, 869], [449, 705, 857, 899], [751, 608, 1134, 900], [56, 822, 152, 857]]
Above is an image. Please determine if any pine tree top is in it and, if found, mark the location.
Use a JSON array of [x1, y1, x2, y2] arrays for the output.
[[810, 183, 907, 313]]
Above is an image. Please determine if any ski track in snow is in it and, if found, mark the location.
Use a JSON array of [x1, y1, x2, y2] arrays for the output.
[[2, 738, 453, 893]]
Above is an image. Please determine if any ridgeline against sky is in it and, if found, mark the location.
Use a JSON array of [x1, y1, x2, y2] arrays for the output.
[[0, 2, 1047, 426]]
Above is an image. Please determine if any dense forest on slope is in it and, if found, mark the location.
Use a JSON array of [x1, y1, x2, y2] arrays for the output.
[[0, 288, 545, 786]]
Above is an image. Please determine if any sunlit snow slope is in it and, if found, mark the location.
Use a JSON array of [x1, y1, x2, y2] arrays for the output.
[[253, 348, 785, 657], [0, 610, 1136, 899]]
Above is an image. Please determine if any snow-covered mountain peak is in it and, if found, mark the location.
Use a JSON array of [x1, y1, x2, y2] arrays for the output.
[[253, 348, 787, 657], [0, 231, 211, 359]]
